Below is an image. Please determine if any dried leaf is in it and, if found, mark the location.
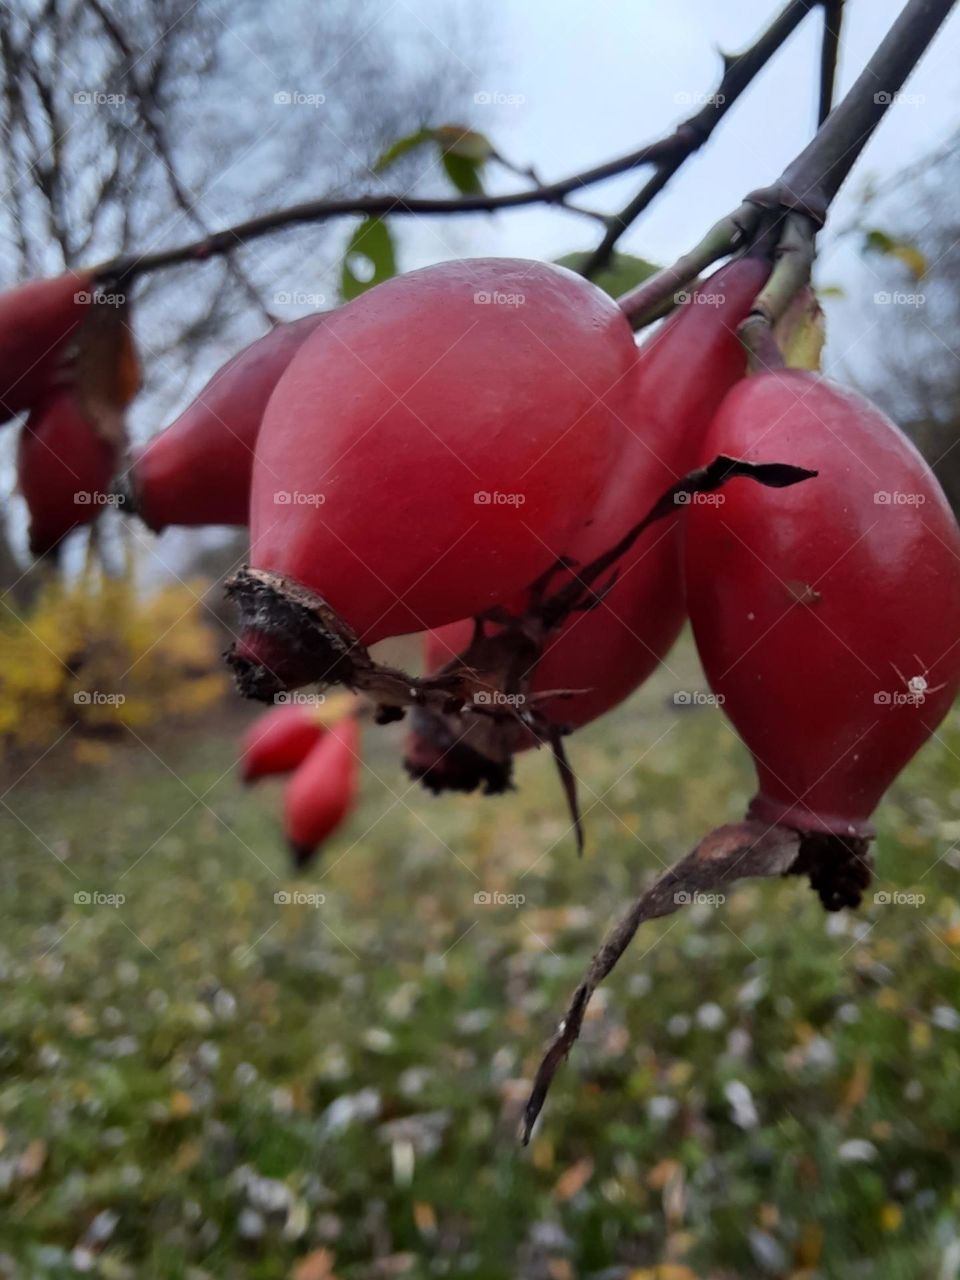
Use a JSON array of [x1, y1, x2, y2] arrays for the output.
[[73, 294, 140, 447]]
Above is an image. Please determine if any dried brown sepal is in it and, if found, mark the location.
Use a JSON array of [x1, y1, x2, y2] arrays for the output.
[[73, 290, 140, 448]]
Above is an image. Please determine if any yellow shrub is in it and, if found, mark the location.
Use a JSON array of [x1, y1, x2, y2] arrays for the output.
[[0, 573, 227, 757]]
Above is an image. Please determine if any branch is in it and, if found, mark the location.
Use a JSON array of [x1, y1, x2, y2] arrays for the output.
[[520, 822, 803, 1144], [750, 0, 956, 222], [818, 0, 845, 125], [580, 0, 822, 279], [93, 131, 725, 284]]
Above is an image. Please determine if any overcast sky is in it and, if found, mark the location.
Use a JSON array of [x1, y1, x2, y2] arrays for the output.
[[405, 0, 959, 268]]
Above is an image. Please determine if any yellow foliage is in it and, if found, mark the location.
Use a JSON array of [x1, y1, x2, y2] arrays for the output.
[[0, 572, 226, 757]]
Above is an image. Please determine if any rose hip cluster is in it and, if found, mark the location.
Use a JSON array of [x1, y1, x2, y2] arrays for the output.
[[0, 271, 119, 555], [9, 247, 960, 1131]]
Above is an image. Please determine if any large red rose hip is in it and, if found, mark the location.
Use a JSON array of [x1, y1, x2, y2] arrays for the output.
[[685, 370, 960, 840], [127, 314, 324, 531], [229, 258, 641, 696]]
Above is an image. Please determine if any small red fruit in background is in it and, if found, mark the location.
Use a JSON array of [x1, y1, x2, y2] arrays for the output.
[[284, 716, 360, 868], [240, 701, 326, 783], [18, 388, 116, 556], [0, 272, 94, 425], [685, 370, 960, 899], [127, 313, 324, 531]]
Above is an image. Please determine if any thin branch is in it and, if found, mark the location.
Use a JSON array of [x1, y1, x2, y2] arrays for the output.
[[818, 0, 845, 124], [520, 822, 803, 1144], [751, 0, 956, 222], [580, 0, 822, 279], [93, 131, 750, 285]]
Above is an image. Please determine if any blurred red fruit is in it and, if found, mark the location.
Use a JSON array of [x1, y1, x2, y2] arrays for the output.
[[284, 716, 360, 868], [0, 272, 94, 425], [240, 701, 326, 783], [18, 388, 116, 556]]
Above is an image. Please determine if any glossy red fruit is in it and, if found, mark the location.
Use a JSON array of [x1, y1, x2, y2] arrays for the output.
[[240, 702, 325, 783], [129, 314, 324, 531], [232, 258, 641, 691], [685, 370, 960, 838], [0, 272, 93, 425], [284, 716, 360, 867], [18, 388, 116, 556], [403, 255, 773, 794], [524, 253, 772, 732]]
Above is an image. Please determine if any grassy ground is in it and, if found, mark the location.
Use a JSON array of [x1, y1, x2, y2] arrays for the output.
[[2, 632, 960, 1278]]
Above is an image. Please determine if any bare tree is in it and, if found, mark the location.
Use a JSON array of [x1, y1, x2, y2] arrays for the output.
[[0, 0, 484, 584]]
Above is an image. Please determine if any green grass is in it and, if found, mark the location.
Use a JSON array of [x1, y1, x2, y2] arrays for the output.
[[3, 632, 960, 1278]]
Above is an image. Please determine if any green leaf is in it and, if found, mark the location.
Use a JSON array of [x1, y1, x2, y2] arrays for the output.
[[373, 127, 436, 173], [441, 150, 484, 195], [340, 217, 397, 301], [434, 125, 494, 164], [863, 228, 927, 280], [554, 250, 660, 300]]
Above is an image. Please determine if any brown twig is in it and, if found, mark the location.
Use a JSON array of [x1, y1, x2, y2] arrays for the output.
[[818, 0, 845, 125], [520, 821, 803, 1143]]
